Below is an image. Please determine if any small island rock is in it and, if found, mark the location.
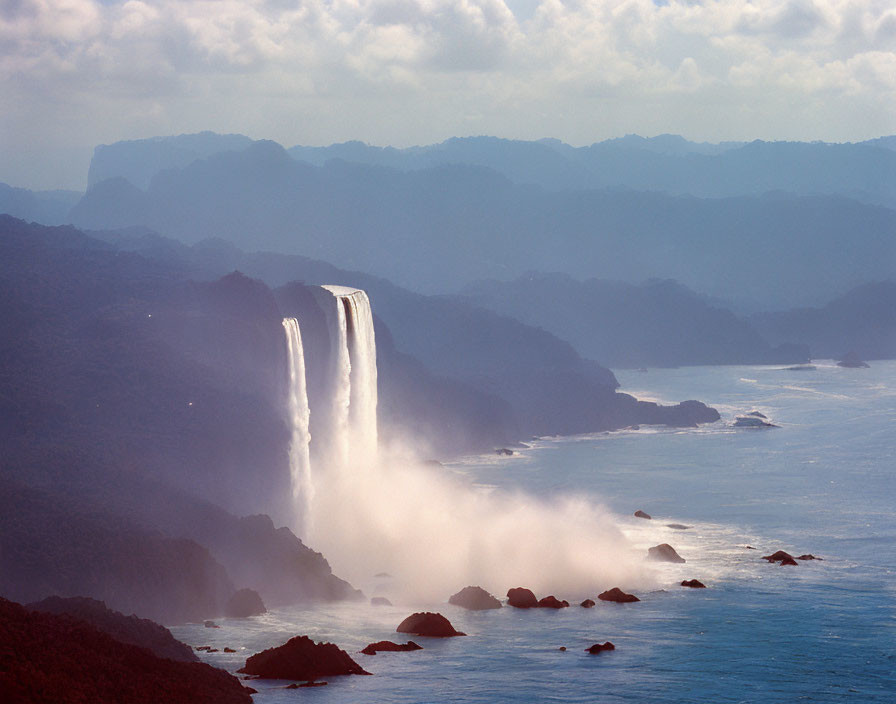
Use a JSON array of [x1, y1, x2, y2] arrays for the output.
[[506, 587, 539, 608], [585, 642, 615, 654], [634, 510, 652, 519], [762, 550, 796, 563], [680, 579, 706, 588], [360, 640, 423, 655], [449, 586, 502, 610], [580, 599, 596, 608], [537, 595, 569, 608], [396, 612, 465, 637], [598, 588, 639, 603], [238, 636, 371, 679], [837, 351, 870, 368], [797, 554, 822, 561], [648, 544, 686, 563], [225, 589, 266, 618]]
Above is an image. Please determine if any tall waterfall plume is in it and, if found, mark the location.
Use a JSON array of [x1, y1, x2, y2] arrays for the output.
[[282, 317, 313, 536], [288, 287, 648, 601], [321, 285, 378, 465]]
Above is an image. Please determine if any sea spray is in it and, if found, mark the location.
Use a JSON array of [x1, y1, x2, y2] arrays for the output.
[[282, 318, 313, 537], [306, 452, 652, 601]]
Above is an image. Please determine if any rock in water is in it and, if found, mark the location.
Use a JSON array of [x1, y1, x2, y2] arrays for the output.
[[598, 588, 640, 603], [585, 642, 615, 654], [396, 612, 466, 637], [837, 351, 870, 368], [797, 554, 822, 560], [506, 587, 539, 608], [238, 636, 371, 679], [762, 550, 796, 563], [680, 579, 706, 589], [360, 641, 423, 655], [225, 589, 266, 618], [580, 599, 596, 608], [285, 682, 327, 688], [634, 510, 652, 519], [537, 596, 570, 608], [780, 556, 798, 566], [647, 544, 686, 563], [449, 586, 502, 610]]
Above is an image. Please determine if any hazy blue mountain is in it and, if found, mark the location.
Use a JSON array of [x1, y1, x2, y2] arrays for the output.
[[81, 132, 896, 212], [87, 131, 255, 190], [0, 182, 81, 225], [862, 136, 896, 152], [461, 273, 808, 368], [289, 134, 895, 208], [751, 282, 896, 361], [70, 140, 896, 309]]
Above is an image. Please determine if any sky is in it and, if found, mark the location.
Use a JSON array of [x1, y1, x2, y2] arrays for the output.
[[2, 0, 895, 190]]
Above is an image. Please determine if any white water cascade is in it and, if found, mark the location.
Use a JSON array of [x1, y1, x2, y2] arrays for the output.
[[282, 317, 313, 536], [321, 285, 378, 466], [284, 286, 646, 601]]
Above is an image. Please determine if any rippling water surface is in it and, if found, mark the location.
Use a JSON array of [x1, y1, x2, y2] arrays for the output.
[[172, 361, 896, 703]]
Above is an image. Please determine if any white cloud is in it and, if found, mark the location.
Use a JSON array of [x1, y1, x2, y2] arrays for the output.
[[1, 0, 895, 188]]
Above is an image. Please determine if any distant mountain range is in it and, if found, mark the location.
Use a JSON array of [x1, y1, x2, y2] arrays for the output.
[[58, 138, 895, 310], [83, 131, 896, 209]]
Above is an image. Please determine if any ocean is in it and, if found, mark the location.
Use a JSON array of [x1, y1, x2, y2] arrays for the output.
[[172, 361, 896, 703]]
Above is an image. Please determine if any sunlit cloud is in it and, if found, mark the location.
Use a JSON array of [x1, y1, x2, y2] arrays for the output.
[[2, 0, 894, 188]]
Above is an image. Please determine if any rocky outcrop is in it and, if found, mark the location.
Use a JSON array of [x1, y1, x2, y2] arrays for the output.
[[396, 612, 465, 637], [598, 588, 639, 603], [360, 641, 423, 655], [580, 599, 596, 608], [585, 642, 615, 654], [762, 550, 795, 563], [797, 554, 822, 561], [648, 544, 686, 563], [537, 596, 569, 608], [0, 480, 235, 626], [224, 589, 266, 618], [837, 351, 870, 368], [680, 580, 706, 589], [238, 636, 371, 679], [634, 399, 720, 428], [448, 586, 501, 610], [27, 596, 197, 663], [634, 510, 651, 519], [0, 597, 252, 704], [506, 587, 539, 608]]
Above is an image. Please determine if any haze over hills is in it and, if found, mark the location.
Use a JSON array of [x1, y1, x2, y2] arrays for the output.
[[64, 138, 896, 310], [461, 274, 809, 369], [1, 213, 729, 622]]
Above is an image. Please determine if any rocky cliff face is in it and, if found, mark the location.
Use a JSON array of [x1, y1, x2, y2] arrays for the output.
[[0, 598, 253, 704]]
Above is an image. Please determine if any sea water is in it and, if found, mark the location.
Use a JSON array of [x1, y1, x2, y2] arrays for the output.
[[172, 361, 896, 702]]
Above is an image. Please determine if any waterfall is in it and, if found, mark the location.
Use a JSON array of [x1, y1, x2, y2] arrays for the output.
[[321, 285, 379, 465], [282, 317, 313, 536]]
